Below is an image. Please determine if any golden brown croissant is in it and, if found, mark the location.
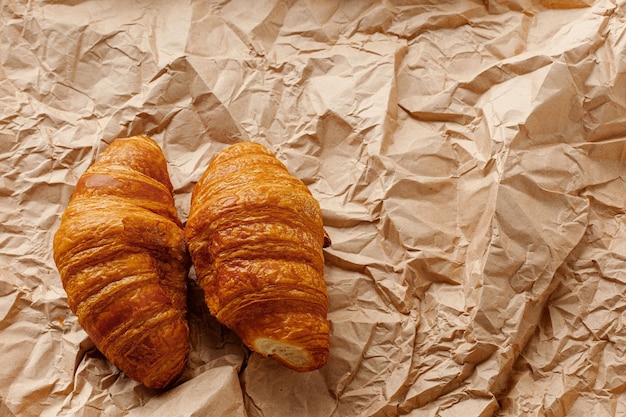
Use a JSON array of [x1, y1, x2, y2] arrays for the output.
[[53, 135, 190, 389], [185, 142, 330, 372]]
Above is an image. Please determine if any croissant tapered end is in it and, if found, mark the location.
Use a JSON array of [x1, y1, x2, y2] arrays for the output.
[[242, 311, 330, 372], [118, 314, 190, 389], [185, 141, 330, 372], [53, 135, 190, 389]]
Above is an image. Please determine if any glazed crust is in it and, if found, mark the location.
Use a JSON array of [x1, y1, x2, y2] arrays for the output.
[[185, 142, 330, 371], [53, 135, 190, 389]]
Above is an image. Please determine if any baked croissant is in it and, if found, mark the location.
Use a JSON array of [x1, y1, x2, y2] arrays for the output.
[[53, 135, 190, 389], [185, 142, 330, 372]]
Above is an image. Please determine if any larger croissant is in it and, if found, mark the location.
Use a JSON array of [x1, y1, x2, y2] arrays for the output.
[[185, 142, 330, 372], [53, 135, 190, 389]]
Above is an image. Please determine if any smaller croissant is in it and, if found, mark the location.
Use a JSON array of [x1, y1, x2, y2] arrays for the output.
[[53, 135, 190, 389], [185, 142, 330, 372]]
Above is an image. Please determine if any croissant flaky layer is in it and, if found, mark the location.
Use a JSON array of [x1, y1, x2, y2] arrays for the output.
[[53, 135, 190, 389], [185, 141, 330, 372]]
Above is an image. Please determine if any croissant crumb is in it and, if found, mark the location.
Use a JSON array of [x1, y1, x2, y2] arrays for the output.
[[185, 141, 330, 372], [53, 135, 190, 389], [254, 338, 317, 370]]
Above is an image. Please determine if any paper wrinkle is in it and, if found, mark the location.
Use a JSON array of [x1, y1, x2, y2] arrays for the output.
[[3, 1, 626, 416]]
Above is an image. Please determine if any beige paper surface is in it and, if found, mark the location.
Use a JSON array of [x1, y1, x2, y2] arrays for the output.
[[1, 1, 625, 416]]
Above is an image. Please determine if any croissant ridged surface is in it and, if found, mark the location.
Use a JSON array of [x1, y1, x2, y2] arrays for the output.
[[185, 142, 330, 372], [53, 135, 190, 389]]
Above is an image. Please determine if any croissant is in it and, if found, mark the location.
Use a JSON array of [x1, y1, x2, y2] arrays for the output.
[[185, 142, 330, 372], [53, 135, 190, 389]]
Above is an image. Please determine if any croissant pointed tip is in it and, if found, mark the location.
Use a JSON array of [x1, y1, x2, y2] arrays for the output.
[[118, 315, 190, 390], [253, 337, 329, 372]]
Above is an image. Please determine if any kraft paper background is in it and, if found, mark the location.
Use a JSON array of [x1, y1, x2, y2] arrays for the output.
[[1, 1, 626, 416]]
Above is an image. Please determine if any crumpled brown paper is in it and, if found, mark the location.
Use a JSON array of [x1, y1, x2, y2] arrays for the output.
[[1, 1, 625, 416]]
